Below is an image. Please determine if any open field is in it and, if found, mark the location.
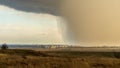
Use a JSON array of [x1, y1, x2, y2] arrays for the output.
[[0, 49, 120, 68], [34, 47, 120, 52]]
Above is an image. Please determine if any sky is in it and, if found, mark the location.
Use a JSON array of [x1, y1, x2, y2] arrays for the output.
[[3, 0, 120, 46], [0, 5, 64, 44]]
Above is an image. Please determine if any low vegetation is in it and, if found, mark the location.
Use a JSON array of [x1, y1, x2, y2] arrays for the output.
[[0, 49, 120, 68]]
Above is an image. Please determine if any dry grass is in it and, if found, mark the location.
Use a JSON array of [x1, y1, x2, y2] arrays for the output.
[[0, 49, 120, 68]]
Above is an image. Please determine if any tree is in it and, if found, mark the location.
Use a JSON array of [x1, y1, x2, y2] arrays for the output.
[[1, 43, 8, 50]]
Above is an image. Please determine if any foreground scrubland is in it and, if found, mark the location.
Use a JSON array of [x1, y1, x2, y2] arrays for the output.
[[0, 49, 120, 68]]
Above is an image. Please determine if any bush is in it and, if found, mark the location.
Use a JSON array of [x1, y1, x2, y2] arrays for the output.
[[1, 43, 8, 50]]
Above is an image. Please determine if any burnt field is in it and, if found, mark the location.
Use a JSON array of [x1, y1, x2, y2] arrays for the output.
[[0, 49, 120, 68]]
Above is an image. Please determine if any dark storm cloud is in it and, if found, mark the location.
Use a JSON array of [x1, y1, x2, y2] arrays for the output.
[[0, 0, 60, 15]]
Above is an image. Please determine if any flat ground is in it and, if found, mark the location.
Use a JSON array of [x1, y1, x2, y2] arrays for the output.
[[33, 47, 120, 52], [0, 49, 120, 68]]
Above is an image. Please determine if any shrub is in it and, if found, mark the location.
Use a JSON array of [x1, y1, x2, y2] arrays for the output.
[[1, 43, 8, 50]]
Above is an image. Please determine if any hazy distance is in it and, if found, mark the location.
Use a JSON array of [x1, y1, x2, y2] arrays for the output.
[[60, 0, 120, 46]]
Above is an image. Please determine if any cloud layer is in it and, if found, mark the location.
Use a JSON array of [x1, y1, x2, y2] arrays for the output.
[[0, 0, 60, 15]]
